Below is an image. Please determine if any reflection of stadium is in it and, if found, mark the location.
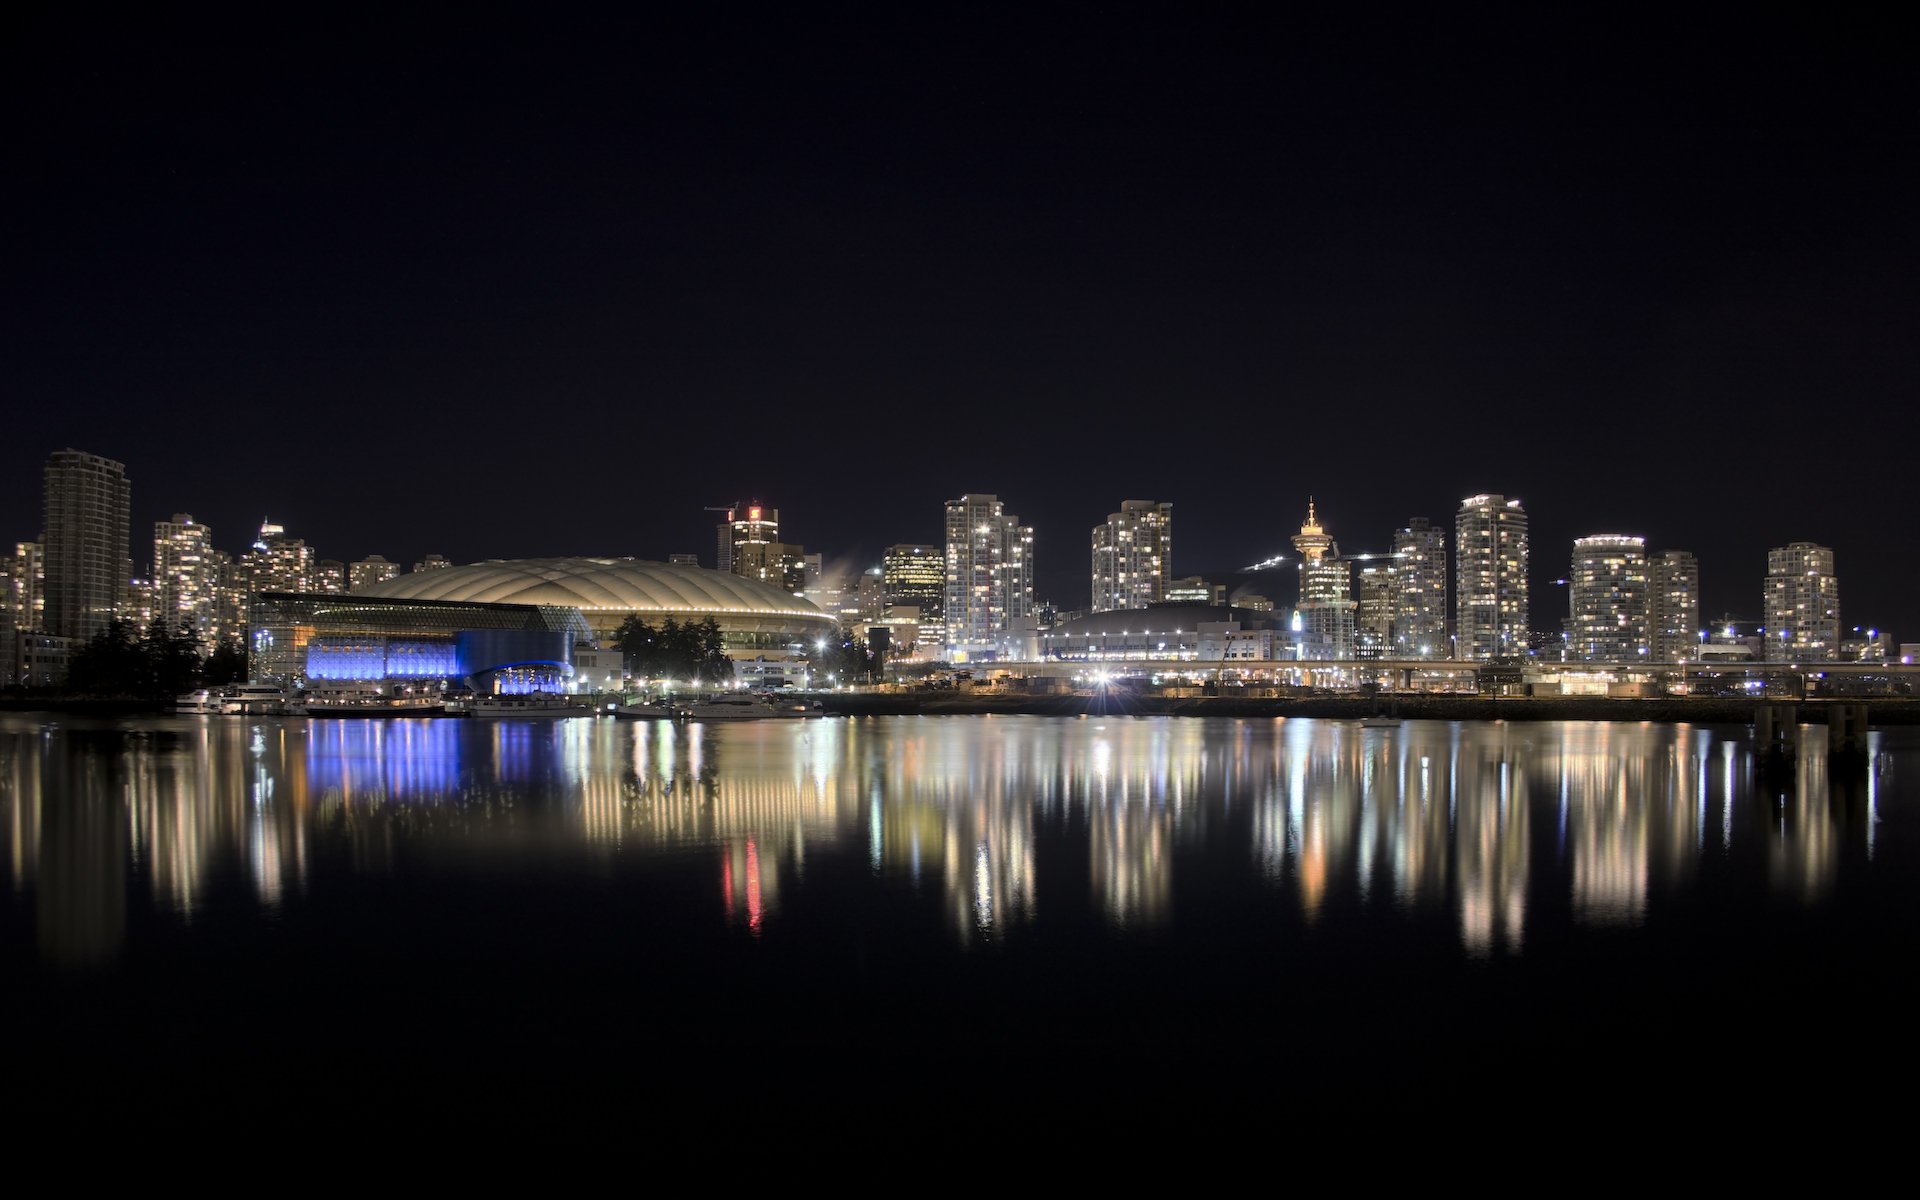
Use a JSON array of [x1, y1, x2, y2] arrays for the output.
[[250, 557, 838, 689]]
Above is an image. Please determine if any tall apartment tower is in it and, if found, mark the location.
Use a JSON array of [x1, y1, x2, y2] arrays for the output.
[[240, 520, 314, 594], [883, 543, 946, 646], [944, 494, 1033, 660], [154, 514, 218, 642], [1648, 550, 1700, 662], [43, 449, 131, 642], [1090, 500, 1173, 613], [350, 555, 401, 591], [1764, 542, 1840, 661], [9, 542, 44, 631], [1454, 494, 1529, 660], [1567, 535, 1649, 663], [1391, 517, 1447, 658], [1292, 500, 1355, 660]]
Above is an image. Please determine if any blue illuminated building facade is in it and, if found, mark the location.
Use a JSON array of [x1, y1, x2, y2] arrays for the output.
[[249, 592, 590, 692]]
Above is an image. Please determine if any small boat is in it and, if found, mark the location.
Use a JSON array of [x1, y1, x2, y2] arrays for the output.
[[1359, 715, 1400, 728], [469, 692, 596, 718], [175, 690, 222, 715], [294, 684, 447, 717], [612, 699, 685, 720], [221, 683, 292, 716], [678, 695, 783, 721]]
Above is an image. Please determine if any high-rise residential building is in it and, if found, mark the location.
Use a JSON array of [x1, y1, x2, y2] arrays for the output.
[[1090, 500, 1173, 613], [350, 555, 401, 591], [208, 548, 244, 644], [315, 559, 347, 594], [668, 553, 700, 567], [42, 449, 131, 642], [9, 542, 44, 631], [241, 520, 314, 594], [1391, 518, 1447, 658], [1455, 494, 1529, 660], [1292, 500, 1354, 660], [154, 514, 218, 642], [1356, 563, 1395, 659], [883, 544, 945, 646], [412, 554, 451, 573], [1649, 550, 1700, 662], [944, 494, 1033, 660], [1765, 541, 1840, 661], [1567, 535, 1649, 663]]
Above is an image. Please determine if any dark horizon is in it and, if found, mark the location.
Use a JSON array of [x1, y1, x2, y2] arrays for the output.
[[5, 8, 1914, 631]]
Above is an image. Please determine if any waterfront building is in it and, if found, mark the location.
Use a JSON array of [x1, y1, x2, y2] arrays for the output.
[[1356, 564, 1395, 659], [257, 557, 839, 687], [412, 554, 451, 573], [1292, 500, 1354, 660], [154, 515, 218, 643], [350, 555, 401, 591], [944, 494, 1033, 661], [1455, 494, 1529, 660], [1567, 535, 1649, 663], [883, 544, 945, 647], [42, 449, 131, 642], [1649, 550, 1700, 662], [1391, 518, 1447, 658], [1090, 500, 1173, 613], [1765, 541, 1840, 661]]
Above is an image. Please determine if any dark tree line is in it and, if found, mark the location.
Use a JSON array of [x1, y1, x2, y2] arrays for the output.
[[825, 628, 888, 685], [611, 615, 733, 686], [62, 618, 247, 698]]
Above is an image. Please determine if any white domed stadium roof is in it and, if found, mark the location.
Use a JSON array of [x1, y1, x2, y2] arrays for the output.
[[355, 557, 834, 626]]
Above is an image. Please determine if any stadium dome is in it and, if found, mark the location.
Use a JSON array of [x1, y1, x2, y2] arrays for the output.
[[356, 557, 837, 653]]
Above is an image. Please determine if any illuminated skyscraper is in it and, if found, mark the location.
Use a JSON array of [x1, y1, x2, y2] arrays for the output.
[[718, 504, 778, 575], [315, 560, 347, 594], [8, 542, 43, 631], [1090, 500, 1172, 613], [42, 448, 131, 642], [1391, 517, 1447, 658], [1764, 542, 1840, 661], [1649, 550, 1700, 662], [883, 544, 945, 646], [1567, 535, 1649, 663], [1355, 564, 1395, 659], [944, 494, 1033, 660], [1292, 500, 1354, 660], [154, 514, 218, 642], [240, 520, 314, 594], [1454, 494, 1529, 660]]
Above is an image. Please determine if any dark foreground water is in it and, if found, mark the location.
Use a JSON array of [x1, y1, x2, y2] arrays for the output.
[[2, 712, 1914, 1138]]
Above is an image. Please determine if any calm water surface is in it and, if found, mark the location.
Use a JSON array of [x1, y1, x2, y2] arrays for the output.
[[2, 712, 1913, 1131]]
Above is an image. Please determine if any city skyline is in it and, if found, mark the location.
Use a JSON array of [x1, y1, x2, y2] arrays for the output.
[[4, 11, 1913, 634]]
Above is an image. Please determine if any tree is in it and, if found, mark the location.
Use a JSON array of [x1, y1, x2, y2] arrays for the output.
[[202, 638, 249, 687]]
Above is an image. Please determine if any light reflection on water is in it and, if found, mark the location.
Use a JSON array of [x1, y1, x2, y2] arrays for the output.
[[0, 713, 1892, 968]]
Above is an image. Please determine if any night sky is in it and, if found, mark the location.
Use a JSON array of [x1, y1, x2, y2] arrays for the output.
[[5, 8, 1914, 631]]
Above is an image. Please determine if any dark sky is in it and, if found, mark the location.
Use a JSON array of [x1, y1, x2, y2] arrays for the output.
[[5, 7, 1915, 632]]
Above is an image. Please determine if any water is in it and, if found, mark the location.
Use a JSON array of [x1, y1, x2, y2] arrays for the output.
[[2, 712, 1913, 1135]]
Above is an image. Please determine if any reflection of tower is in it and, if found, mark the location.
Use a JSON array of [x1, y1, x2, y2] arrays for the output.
[[1292, 499, 1355, 660], [1455, 740, 1529, 956], [38, 743, 128, 966]]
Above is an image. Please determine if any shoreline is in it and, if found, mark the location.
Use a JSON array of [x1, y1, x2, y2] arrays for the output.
[[813, 693, 1920, 725]]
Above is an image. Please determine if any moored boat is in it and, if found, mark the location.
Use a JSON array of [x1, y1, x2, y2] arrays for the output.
[[294, 684, 447, 717], [175, 690, 222, 715], [468, 692, 596, 718], [221, 683, 293, 716]]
